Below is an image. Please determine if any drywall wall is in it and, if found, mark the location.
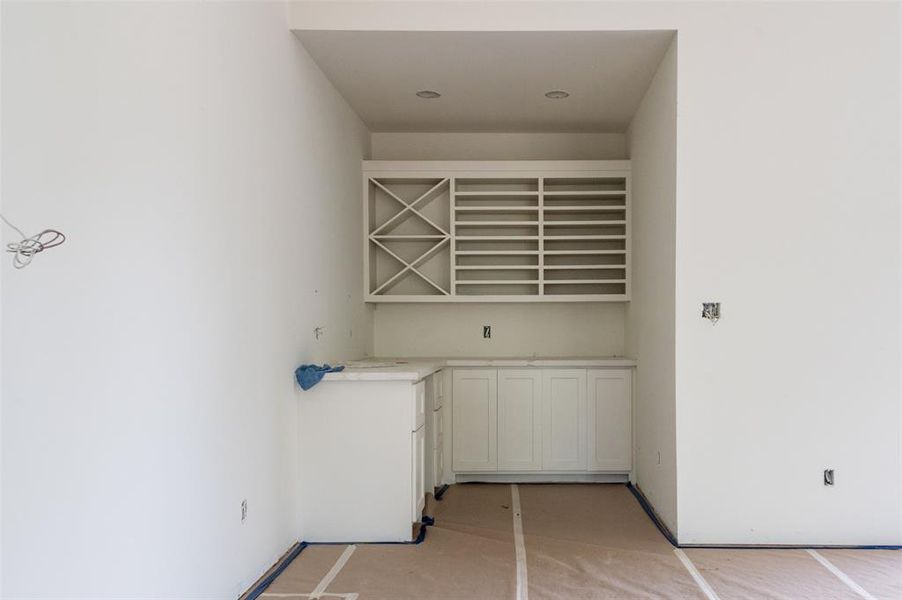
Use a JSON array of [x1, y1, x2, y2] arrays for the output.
[[370, 132, 628, 358], [371, 132, 626, 160], [374, 303, 625, 357], [668, 2, 901, 546], [624, 38, 677, 533], [1, 2, 371, 598], [292, 0, 902, 545]]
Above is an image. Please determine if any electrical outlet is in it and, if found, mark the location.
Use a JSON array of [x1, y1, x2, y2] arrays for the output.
[[483, 325, 492, 339], [241, 499, 248, 522], [702, 302, 721, 324], [824, 469, 834, 486]]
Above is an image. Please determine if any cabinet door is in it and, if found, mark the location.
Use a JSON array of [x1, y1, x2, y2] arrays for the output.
[[541, 369, 587, 471], [433, 371, 444, 410], [452, 369, 498, 472], [412, 426, 425, 521], [414, 380, 426, 430], [587, 369, 632, 471], [427, 408, 443, 490], [498, 369, 542, 471]]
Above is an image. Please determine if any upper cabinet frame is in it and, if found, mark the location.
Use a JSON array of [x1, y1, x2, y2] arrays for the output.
[[363, 160, 631, 303]]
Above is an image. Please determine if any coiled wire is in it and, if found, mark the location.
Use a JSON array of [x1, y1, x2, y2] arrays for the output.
[[0, 214, 66, 269]]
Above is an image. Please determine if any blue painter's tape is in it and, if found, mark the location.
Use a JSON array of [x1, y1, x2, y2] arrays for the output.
[[305, 516, 435, 547], [627, 482, 902, 550], [244, 542, 308, 600], [243, 517, 436, 598], [626, 482, 678, 546]]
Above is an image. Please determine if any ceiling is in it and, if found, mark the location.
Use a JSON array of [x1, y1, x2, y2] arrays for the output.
[[295, 30, 675, 133]]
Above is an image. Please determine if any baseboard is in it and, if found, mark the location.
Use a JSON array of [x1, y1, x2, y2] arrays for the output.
[[456, 473, 629, 483]]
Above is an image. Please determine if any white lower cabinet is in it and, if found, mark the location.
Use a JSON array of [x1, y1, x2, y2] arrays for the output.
[[298, 377, 431, 543], [498, 370, 542, 471], [587, 369, 632, 471], [542, 369, 588, 471], [452, 367, 632, 475], [452, 369, 498, 471]]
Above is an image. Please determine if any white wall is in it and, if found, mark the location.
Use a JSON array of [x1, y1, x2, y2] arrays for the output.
[[670, 3, 900, 546], [1, 2, 371, 598], [624, 38, 677, 533], [292, 0, 902, 545], [370, 131, 628, 358], [371, 132, 626, 160], [374, 303, 625, 358]]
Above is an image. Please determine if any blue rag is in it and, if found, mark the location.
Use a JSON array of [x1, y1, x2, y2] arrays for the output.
[[295, 364, 345, 391]]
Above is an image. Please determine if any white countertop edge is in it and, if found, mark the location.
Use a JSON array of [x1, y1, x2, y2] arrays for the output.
[[443, 358, 636, 368], [320, 357, 635, 383]]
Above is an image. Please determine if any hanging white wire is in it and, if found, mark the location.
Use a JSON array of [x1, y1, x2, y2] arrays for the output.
[[0, 213, 66, 269]]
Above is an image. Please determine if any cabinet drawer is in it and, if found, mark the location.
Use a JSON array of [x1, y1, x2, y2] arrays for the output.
[[414, 381, 426, 430]]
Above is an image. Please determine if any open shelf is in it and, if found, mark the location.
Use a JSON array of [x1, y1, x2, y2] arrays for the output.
[[455, 251, 540, 255], [371, 234, 447, 240], [454, 206, 540, 213], [455, 221, 540, 226], [456, 265, 539, 270], [457, 280, 540, 285], [543, 190, 626, 197], [544, 235, 626, 240], [543, 205, 626, 212], [365, 162, 630, 302], [455, 191, 540, 196], [543, 220, 626, 226], [544, 264, 623, 270], [456, 236, 539, 241], [544, 250, 626, 255]]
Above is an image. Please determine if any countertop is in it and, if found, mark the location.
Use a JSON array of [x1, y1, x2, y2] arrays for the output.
[[321, 356, 636, 382]]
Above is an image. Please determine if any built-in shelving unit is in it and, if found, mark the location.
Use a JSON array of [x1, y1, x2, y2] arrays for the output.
[[364, 161, 630, 302]]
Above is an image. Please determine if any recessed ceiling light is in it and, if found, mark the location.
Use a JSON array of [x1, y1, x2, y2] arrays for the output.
[[545, 90, 570, 99], [416, 90, 441, 99]]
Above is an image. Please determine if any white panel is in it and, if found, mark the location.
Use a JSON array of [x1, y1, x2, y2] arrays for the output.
[[412, 426, 426, 520], [587, 369, 632, 471], [434, 409, 444, 441], [498, 369, 542, 471], [298, 382, 413, 543], [427, 406, 444, 490], [414, 380, 426, 430], [434, 373, 444, 408], [541, 370, 587, 470], [432, 442, 442, 490], [452, 369, 498, 471]]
